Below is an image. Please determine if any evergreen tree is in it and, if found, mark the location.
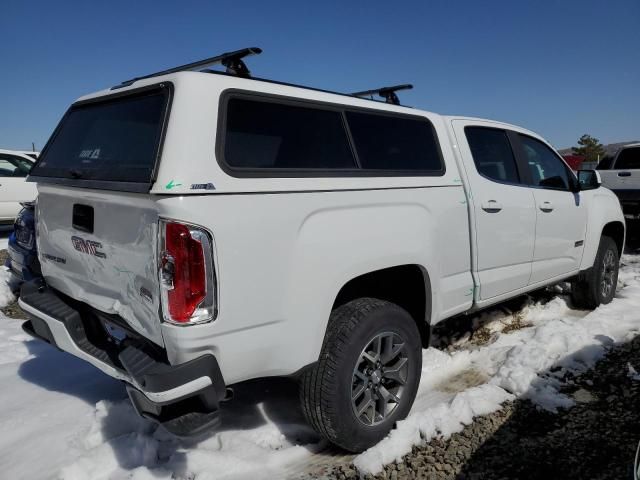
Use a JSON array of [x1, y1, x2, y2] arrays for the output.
[[572, 134, 606, 162]]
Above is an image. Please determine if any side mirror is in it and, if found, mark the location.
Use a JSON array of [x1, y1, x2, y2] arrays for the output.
[[577, 169, 601, 191]]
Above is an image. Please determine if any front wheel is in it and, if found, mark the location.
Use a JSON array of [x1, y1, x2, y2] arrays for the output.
[[572, 235, 619, 309], [299, 298, 422, 452]]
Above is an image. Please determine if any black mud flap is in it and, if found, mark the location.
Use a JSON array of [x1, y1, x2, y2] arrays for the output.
[[127, 385, 222, 437], [22, 319, 58, 348], [119, 346, 226, 437]]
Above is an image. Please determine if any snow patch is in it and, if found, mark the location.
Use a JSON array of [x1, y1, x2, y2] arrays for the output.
[[60, 412, 316, 480], [0, 268, 15, 309]]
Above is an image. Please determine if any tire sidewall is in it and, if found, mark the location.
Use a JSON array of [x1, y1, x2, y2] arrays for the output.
[[593, 237, 619, 305], [331, 302, 422, 451]]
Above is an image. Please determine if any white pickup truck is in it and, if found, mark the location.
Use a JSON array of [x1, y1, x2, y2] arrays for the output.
[[598, 143, 640, 218], [19, 49, 625, 452]]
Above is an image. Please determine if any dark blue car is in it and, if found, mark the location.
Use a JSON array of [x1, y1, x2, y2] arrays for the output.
[[6, 202, 41, 290]]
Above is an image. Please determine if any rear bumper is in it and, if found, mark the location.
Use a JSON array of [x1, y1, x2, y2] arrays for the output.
[[19, 280, 226, 436]]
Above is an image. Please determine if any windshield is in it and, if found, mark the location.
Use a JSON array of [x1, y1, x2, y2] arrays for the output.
[[31, 87, 170, 185]]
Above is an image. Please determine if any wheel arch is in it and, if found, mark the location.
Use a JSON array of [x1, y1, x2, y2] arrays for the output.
[[331, 264, 432, 348], [601, 221, 625, 257], [580, 191, 626, 270]]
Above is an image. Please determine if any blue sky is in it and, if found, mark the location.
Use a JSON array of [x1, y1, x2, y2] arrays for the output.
[[1, 0, 638, 151]]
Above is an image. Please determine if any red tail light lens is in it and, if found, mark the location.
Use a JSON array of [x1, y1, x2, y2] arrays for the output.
[[159, 220, 216, 325]]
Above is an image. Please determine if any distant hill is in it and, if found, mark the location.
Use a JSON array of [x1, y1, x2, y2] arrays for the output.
[[558, 141, 640, 158]]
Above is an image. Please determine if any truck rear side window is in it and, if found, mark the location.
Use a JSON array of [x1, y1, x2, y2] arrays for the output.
[[465, 127, 520, 183], [220, 93, 444, 176], [224, 98, 356, 170], [615, 147, 640, 169], [345, 111, 443, 171], [31, 88, 169, 185]]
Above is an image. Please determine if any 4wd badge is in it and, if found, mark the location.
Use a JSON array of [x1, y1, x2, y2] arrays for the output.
[[72, 236, 106, 258]]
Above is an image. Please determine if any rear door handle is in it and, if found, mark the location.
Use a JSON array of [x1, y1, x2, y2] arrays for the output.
[[481, 200, 503, 212], [618, 171, 632, 177], [539, 201, 554, 212]]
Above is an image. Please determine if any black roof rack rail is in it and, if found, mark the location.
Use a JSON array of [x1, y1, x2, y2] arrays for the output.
[[351, 84, 413, 105], [112, 47, 262, 90]]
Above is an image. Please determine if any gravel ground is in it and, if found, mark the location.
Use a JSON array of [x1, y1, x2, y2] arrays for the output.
[[1, 299, 24, 319], [328, 335, 640, 480]]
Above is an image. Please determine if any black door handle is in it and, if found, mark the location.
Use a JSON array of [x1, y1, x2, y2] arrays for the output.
[[618, 171, 632, 177]]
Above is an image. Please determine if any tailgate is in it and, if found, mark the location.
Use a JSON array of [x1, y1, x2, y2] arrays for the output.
[[36, 185, 163, 345]]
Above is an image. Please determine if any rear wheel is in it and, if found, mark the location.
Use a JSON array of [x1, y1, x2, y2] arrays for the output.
[[300, 298, 422, 452], [572, 235, 619, 309]]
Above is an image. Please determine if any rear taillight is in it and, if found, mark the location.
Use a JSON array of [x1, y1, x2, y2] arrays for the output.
[[159, 220, 216, 325]]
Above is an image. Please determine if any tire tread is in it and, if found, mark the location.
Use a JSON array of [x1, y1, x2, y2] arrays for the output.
[[572, 235, 618, 309], [300, 298, 392, 449]]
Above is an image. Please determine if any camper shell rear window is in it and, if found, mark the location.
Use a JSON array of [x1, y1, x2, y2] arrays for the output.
[[30, 84, 172, 192]]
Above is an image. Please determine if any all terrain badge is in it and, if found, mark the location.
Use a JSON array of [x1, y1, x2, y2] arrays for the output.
[[190, 182, 216, 190]]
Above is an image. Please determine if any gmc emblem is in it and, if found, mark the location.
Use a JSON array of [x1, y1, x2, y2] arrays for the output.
[[71, 236, 106, 258]]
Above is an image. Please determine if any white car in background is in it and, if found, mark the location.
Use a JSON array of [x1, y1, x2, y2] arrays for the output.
[[0, 149, 37, 224], [15, 151, 40, 161]]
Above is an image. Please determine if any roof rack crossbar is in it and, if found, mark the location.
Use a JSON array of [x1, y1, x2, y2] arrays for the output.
[[351, 84, 413, 105], [113, 47, 262, 89]]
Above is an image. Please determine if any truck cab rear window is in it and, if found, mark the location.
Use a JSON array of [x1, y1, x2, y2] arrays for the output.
[[220, 94, 444, 175], [31, 89, 169, 184]]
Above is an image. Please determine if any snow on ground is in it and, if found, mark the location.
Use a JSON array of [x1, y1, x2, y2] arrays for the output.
[[0, 256, 639, 479], [0, 269, 15, 312]]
